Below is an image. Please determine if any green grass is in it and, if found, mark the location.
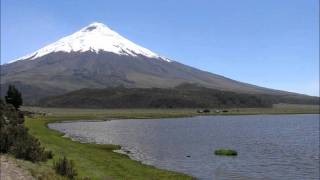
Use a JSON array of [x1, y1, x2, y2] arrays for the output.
[[24, 116, 194, 180], [214, 149, 238, 156]]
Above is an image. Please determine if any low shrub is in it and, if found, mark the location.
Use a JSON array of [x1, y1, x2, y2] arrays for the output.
[[44, 150, 54, 159], [53, 156, 77, 179]]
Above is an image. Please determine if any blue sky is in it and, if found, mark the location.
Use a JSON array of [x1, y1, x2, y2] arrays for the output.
[[1, 0, 319, 96]]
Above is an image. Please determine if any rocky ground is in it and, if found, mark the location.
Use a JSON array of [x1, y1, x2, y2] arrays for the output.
[[0, 155, 34, 180]]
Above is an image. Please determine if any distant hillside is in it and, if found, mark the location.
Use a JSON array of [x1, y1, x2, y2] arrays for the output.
[[39, 84, 319, 108]]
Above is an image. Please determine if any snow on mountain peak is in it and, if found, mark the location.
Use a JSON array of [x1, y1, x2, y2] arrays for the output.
[[12, 22, 171, 63]]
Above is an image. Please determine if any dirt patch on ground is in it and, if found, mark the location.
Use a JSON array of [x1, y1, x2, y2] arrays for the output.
[[0, 155, 35, 180]]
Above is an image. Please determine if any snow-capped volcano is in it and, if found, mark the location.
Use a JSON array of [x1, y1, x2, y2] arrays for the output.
[[13, 22, 170, 62], [2, 21, 303, 104]]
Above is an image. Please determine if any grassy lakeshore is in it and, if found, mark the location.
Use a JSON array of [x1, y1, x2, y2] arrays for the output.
[[24, 115, 194, 179], [20, 104, 318, 179]]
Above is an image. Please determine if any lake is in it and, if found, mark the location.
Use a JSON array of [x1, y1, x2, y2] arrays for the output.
[[49, 114, 319, 180]]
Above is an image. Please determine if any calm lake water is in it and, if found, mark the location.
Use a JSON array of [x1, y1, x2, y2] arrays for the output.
[[49, 114, 319, 180]]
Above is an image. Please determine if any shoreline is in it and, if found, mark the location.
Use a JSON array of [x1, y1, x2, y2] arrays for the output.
[[22, 106, 319, 179], [24, 115, 195, 179]]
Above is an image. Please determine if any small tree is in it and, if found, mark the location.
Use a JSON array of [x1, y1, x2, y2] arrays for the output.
[[5, 85, 23, 109]]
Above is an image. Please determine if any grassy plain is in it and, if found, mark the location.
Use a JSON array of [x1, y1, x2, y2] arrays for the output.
[[22, 103, 319, 119]]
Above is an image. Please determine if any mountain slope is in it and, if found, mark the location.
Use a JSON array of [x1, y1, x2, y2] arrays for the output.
[[39, 85, 319, 108], [39, 85, 274, 108], [0, 22, 313, 104]]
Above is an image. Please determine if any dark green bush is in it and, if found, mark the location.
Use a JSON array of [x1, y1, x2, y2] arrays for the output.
[[44, 150, 54, 159], [10, 134, 46, 162], [0, 100, 51, 162], [53, 156, 77, 179]]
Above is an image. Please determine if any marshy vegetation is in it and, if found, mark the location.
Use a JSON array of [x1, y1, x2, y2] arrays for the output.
[[214, 149, 238, 156]]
